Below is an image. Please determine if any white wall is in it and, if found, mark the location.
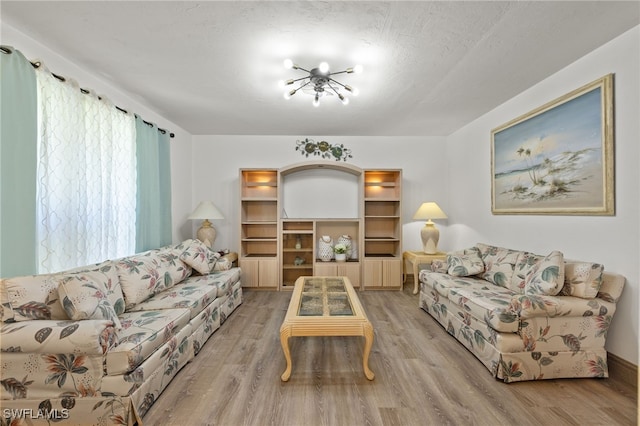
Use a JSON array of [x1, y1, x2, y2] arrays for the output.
[[190, 135, 448, 253], [2, 24, 194, 244], [446, 26, 639, 365]]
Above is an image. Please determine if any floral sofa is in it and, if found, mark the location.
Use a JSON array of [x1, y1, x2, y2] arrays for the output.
[[419, 243, 625, 383], [0, 239, 242, 424]]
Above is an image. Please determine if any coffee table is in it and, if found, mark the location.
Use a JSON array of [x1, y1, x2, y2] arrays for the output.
[[279, 276, 375, 382]]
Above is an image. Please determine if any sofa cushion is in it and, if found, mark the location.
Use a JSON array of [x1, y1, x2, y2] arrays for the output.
[[0, 319, 118, 355], [420, 271, 489, 298], [476, 243, 520, 288], [176, 239, 220, 275], [126, 281, 220, 319], [447, 285, 519, 333], [57, 275, 122, 329], [447, 248, 484, 277], [116, 249, 191, 310], [1, 282, 15, 323], [5, 274, 70, 321], [67, 260, 126, 315], [561, 262, 604, 299], [106, 308, 191, 375], [524, 250, 564, 296], [185, 268, 242, 298]]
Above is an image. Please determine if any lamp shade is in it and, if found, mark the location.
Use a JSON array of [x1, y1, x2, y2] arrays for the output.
[[412, 202, 447, 220], [188, 201, 224, 220]]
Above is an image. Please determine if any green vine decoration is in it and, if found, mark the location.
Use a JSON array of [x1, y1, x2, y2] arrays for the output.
[[295, 138, 352, 162]]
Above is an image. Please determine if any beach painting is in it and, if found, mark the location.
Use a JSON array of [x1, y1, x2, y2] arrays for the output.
[[491, 74, 614, 215]]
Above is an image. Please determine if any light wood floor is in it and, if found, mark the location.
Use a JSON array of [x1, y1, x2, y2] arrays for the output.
[[144, 286, 637, 426]]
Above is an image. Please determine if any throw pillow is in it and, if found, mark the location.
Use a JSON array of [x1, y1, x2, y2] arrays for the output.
[[561, 262, 604, 299], [430, 259, 448, 273], [213, 258, 232, 271], [178, 239, 220, 275], [524, 250, 565, 296], [57, 275, 122, 329], [476, 243, 520, 288], [5, 274, 70, 321], [447, 249, 484, 277]]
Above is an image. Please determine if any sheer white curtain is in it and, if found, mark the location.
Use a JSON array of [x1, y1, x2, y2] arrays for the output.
[[35, 64, 137, 273]]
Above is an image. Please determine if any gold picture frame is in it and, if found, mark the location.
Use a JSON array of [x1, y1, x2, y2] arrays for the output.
[[491, 74, 614, 215]]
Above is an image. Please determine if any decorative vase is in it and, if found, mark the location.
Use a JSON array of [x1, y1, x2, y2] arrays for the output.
[[350, 243, 358, 260], [335, 253, 347, 262], [337, 235, 353, 258], [295, 235, 302, 250], [318, 235, 333, 262]]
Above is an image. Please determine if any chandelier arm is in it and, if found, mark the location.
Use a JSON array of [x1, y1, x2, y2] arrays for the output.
[[328, 70, 349, 77], [290, 76, 310, 84], [326, 81, 342, 96], [328, 78, 348, 89], [294, 66, 311, 73], [295, 80, 312, 91]]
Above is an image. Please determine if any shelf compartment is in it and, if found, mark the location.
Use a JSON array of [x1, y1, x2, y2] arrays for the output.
[[364, 240, 400, 257], [282, 220, 314, 231], [241, 170, 278, 198], [241, 240, 277, 257], [241, 201, 277, 222], [242, 223, 277, 239], [364, 217, 400, 239], [364, 171, 401, 199], [365, 201, 400, 217]]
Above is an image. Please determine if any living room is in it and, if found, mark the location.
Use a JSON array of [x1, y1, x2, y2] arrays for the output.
[[1, 1, 639, 424]]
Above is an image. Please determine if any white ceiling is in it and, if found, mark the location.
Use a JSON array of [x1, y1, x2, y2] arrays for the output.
[[2, 1, 639, 136]]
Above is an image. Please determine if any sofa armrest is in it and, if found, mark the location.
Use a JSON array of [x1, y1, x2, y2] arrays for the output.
[[1, 319, 117, 355], [513, 294, 616, 320]]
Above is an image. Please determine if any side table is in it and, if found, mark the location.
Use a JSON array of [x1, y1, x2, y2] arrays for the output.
[[402, 251, 447, 294]]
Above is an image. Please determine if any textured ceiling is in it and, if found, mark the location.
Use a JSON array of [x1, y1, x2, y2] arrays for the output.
[[2, 1, 639, 136]]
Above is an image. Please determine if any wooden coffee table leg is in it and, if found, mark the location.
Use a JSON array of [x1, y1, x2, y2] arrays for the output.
[[362, 322, 375, 380], [280, 325, 292, 381]]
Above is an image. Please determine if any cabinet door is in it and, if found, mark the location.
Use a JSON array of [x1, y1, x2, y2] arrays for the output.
[[259, 259, 279, 288], [383, 259, 403, 288], [314, 262, 336, 277], [337, 263, 360, 288], [363, 259, 382, 288], [239, 259, 259, 288]]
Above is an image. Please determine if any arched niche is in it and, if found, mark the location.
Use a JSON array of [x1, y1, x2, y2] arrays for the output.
[[280, 161, 363, 219]]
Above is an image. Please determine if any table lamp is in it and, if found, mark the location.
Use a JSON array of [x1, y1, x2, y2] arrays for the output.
[[413, 202, 447, 254], [188, 201, 224, 248]]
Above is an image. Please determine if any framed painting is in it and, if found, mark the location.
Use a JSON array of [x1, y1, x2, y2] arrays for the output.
[[491, 74, 614, 215]]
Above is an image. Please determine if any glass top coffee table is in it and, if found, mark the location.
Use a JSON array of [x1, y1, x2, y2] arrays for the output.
[[279, 276, 375, 381]]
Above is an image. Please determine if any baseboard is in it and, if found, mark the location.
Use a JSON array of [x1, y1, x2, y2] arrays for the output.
[[608, 352, 638, 389]]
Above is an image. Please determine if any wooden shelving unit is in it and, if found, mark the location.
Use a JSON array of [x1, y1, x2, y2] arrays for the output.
[[239, 169, 279, 289], [363, 170, 403, 289], [239, 163, 402, 291]]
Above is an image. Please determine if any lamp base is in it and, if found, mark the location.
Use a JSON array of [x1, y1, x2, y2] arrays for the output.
[[420, 220, 439, 254], [196, 219, 217, 248]]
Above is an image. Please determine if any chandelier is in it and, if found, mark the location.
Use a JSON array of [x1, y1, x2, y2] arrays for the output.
[[279, 59, 362, 107]]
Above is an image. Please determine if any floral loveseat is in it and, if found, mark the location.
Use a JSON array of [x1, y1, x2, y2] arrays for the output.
[[0, 239, 242, 424], [419, 243, 625, 383]]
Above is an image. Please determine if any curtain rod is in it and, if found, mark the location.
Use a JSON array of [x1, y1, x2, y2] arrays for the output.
[[1, 46, 175, 138]]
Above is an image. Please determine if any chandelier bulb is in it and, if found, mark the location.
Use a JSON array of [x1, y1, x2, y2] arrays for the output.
[[353, 64, 363, 74], [318, 62, 330, 74], [341, 96, 350, 105], [283, 59, 294, 69], [278, 80, 285, 89]]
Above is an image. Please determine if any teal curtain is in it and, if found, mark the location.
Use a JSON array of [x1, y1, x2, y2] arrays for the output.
[[135, 117, 172, 252], [0, 47, 38, 277]]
